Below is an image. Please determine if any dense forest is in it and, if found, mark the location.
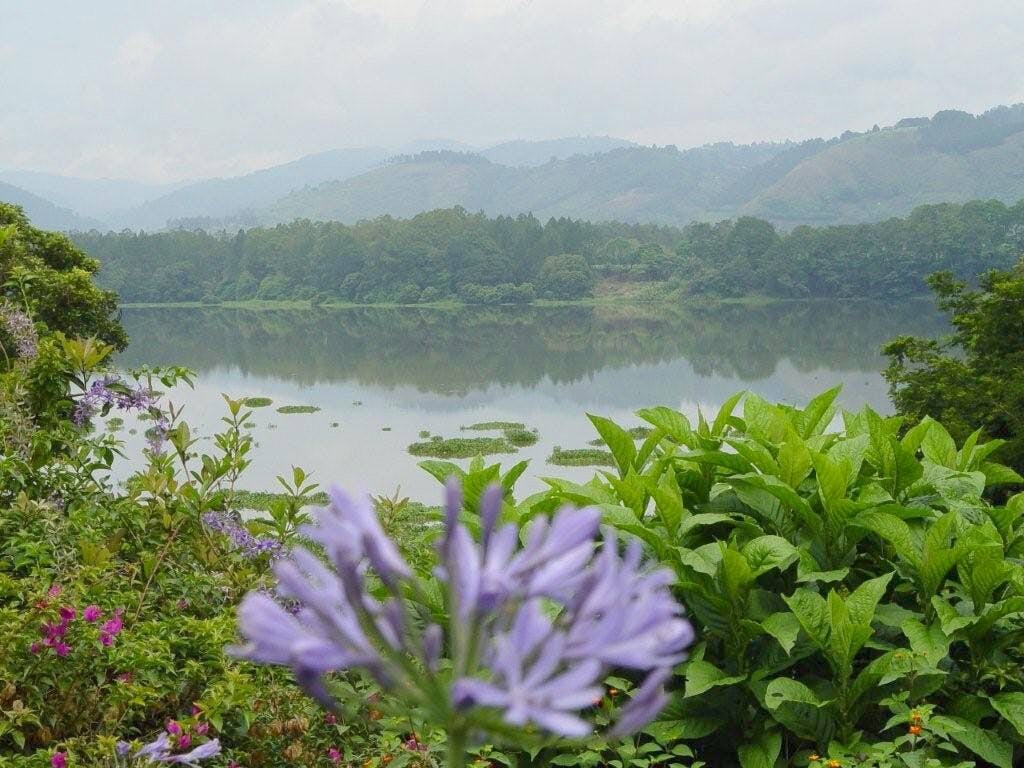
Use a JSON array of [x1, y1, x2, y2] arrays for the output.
[[75, 197, 1024, 304]]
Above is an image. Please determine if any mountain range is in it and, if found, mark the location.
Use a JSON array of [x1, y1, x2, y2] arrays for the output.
[[3, 106, 1024, 232]]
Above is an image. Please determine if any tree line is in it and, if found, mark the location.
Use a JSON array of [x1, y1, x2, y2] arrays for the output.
[[71, 199, 1024, 304]]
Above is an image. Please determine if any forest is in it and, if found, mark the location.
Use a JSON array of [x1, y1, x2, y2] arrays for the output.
[[72, 197, 1024, 304]]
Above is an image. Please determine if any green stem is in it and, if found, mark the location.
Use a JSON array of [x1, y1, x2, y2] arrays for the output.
[[447, 722, 468, 768]]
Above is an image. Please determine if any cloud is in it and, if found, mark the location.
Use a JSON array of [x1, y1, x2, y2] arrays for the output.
[[2, 0, 1022, 182]]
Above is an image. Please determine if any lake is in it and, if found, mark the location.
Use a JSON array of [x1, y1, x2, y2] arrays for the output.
[[112, 300, 946, 499]]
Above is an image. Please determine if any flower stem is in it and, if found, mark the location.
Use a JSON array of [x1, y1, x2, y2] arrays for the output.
[[447, 723, 468, 768]]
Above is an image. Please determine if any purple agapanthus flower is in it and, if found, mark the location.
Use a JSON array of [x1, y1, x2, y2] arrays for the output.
[[232, 479, 693, 742], [0, 302, 38, 361], [133, 733, 221, 765], [203, 511, 283, 560]]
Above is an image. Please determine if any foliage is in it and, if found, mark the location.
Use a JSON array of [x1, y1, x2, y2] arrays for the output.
[[0, 203, 126, 349], [462, 422, 526, 431], [76, 196, 1024, 304], [241, 397, 272, 408], [516, 388, 1024, 766], [547, 447, 617, 467], [407, 435, 516, 459], [884, 258, 1024, 477]]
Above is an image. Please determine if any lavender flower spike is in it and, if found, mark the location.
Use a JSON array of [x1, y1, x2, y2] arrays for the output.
[[233, 480, 694, 752]]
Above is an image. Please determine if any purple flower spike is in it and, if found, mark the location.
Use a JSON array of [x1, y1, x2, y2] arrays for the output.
[[233, 480, 692, 741]]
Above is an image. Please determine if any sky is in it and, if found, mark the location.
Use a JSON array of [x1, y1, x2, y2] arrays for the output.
[[3, 0, 1024, 183]]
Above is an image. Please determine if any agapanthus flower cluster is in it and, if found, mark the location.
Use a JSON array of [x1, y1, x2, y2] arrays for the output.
[[203, 511, 284, 559], [233, 480, 693, 742], [0, 301, 38, 360]]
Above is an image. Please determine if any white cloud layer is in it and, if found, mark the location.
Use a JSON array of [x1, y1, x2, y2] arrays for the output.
[[3, 0, 1023, 182]]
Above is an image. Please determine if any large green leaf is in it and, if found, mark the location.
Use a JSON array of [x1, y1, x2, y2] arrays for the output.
[[851, 511, 921, 570], [921, 420, 958, 469], [990, 692, 1024, 738], [737, 731, 781, 768], [763, 678, 834, 743], [636, 405, 692, 444], [742, 536, 798, 577], [845, 572, 893, 628], [682, 659, 746, 698], [588, 413, 637, 478], [783, 588, 830, 649], [900, 619, 950, 667], [933, 716, 1012, 768], [777, 435, 812, 489], [797, 385, 842, 438], [762, 612, 801, 655]]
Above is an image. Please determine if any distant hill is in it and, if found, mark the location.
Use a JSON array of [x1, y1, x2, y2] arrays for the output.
[[480, 136, 637, 166], [6, 106, 1024, 231], [0, 170, 183, 224], [0, 181, 105, 231]]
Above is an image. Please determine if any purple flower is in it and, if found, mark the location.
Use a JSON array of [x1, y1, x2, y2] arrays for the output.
[[115, 741, 131, 757], [0, 302, 38, 361], [203, 512, 283, 560], [134, 733, 220, 765], [51, 751, 67, 768], [232, 481, 692, 740], [83, 605, 102, 622], [59, 606, 76, 622]]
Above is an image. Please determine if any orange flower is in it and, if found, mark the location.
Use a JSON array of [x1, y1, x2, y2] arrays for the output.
[[368, 709, 382, 721], [827, 760, 841, 768], [608, 688, 620, 697], [909, 724, 922, 736], [808, 756, 820, 763]]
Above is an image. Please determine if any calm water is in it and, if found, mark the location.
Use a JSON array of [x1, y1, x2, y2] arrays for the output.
[[112, 301, 946, 499]]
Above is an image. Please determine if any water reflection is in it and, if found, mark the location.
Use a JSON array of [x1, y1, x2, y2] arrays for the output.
[[114, 301, 946, 496]]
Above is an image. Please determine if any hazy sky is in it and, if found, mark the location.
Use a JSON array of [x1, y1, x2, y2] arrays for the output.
[[3, 0, 1023, 183]]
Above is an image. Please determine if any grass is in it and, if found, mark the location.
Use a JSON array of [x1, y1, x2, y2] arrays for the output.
[[242, 397, 273, 408], [462, 421, 526, 431], [407, 436, 516, 459], [275, 405, 320, 414], [548, 446, 616, 467]]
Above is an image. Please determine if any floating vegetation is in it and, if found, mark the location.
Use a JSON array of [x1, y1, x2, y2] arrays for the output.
[[243, 421, 256, 428], [267, 423, 277, 430], [232, 489, 329, 511], [128, 428, 137, 435], [276, 405, 320, 414], [418, 430, 431, 439], [105, 417, 124, 431], [408, 436, 515, 459], [587, 425, 653, 446], [330, 422, 340, 428], [352, 400, 363, 406], [382, 427, 392, 432], [548, 446, 616, 467], [504, 427, 539, 446], [242, 397, 273, 408], [462, 421, 525, 431]]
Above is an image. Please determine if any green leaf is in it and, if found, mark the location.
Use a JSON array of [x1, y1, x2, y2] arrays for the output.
[[783, 588, 830, 650], [933, 716, 1012, 768], [762, 612, 801, 655], [637, 406, 692, 444], [990, 692, 1024, 738], [797, 385, 842, 438], [900, 619, 950, 667], [845, 572, 893, 628], [851, 511, 921, 570], [588, 414, 637, 478], [742, 536, 798, 577], [777, 436, 812, 488], [763, 678, 834, 743], [682, 660, 746, 698], [921, 420, 958, 469], [980, 461, 1024, 487], [737, 731, 781, 768], [713, 390, 745, 437]]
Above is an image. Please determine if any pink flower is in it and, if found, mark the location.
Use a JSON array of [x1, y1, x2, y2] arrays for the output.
[[29, 642, 42, 653], [51, 751, 67, 768], [115, 672, 133, 683], [177, 734, 192, 750], [53, 641, 71, 657], [324, 712, 337, 725], [59, 606, 76, 622], [166, 720, 182, 735], [327, 747, 342, 763], [195, 722, 210, 736], [191, 705, 201, 716], [83, 605, 102, 622], [47, 585, 62, 598], [100, 610, 124, 646], [228, 762, 241, 768]]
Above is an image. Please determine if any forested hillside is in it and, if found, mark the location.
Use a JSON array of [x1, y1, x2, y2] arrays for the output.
[[75, 198, 1024, 304]]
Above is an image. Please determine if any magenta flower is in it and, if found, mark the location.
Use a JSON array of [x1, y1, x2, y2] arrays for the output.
[[166, 721, 182, 736], [327, 747, 342, 763], [177, 734, 192, 750], [83, 605, 102, 622], [53, 642, 71, 657], [51, 751, 67, 768], [47, 585, 62, 598], [100, 609, 124, 645], [324, 712, 337, 725], [194, 722, 209, 736], [233, 480, 692, 739], [58, 606, 76, 622]]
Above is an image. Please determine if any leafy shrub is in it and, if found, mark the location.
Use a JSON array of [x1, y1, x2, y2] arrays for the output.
[[527, 389, 1024, 766]]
